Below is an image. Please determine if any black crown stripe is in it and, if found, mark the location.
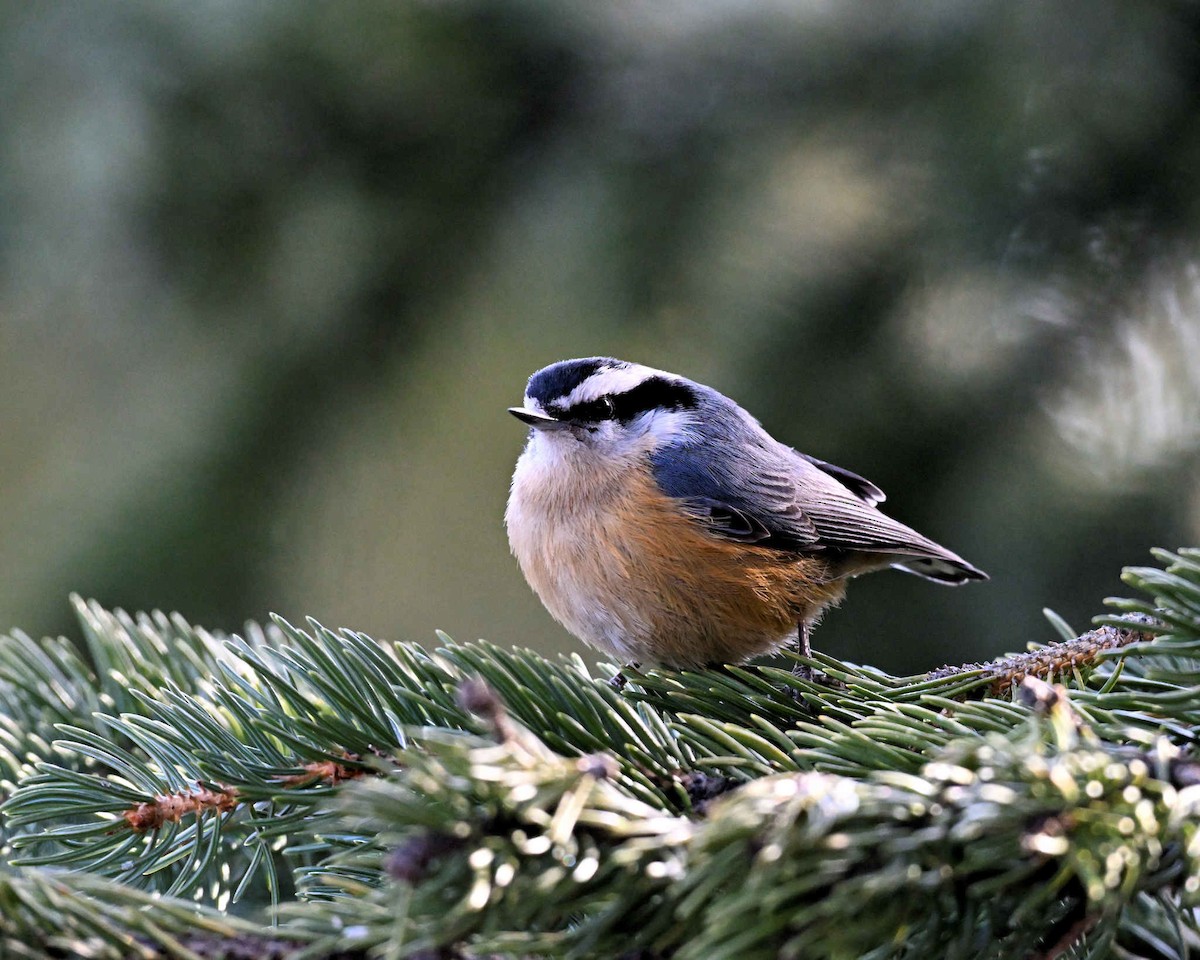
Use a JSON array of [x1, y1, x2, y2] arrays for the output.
[[526, 358, 611, 407]]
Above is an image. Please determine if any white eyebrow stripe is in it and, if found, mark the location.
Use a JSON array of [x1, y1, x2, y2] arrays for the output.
[[563, 364, 674, 407]]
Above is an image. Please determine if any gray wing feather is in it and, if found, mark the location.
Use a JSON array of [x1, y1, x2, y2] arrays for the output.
[[649, 423, 973, 568], [797, 452, 886, 506]]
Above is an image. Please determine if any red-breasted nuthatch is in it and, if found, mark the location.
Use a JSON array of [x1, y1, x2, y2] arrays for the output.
[[505, 357, 987, 668]]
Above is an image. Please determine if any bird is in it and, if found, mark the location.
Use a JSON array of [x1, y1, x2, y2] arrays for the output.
[[505, 357, 987, 669]]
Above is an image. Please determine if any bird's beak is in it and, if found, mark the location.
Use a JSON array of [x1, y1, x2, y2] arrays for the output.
[[508, 407, 570, 431]]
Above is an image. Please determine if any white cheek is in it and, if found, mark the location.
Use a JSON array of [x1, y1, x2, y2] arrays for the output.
[[607, 409, 697, 456], [517, 424, 619, 470], [516, 427, 591, 471], [510, 408, 698, 492], [642, 409, 698, 444]]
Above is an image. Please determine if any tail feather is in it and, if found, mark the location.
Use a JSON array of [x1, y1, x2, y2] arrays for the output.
[[892, 555, 988, 585]]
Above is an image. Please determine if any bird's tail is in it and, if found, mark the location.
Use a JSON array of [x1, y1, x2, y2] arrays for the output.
[[891, 555, 988, 585]]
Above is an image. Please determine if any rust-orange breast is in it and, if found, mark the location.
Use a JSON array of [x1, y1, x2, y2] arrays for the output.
[[507, 460, 844, 666]]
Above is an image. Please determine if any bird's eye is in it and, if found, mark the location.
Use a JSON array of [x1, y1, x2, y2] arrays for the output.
[[561, 396, 617, 424]]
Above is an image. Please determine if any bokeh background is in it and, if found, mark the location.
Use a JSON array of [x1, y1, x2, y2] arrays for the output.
[[3, 1, 1199, 674]]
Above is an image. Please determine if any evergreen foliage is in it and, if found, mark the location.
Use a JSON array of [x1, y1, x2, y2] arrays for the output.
[[1, 549, 1199, 958]]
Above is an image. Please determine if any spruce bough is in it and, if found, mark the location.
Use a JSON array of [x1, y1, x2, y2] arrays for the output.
[[0, 548, 1197, 959]]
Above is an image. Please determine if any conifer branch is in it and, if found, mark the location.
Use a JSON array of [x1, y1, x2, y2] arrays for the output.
[[124, 784, 240, 833], [0, 547, 1196, 957], [0, 868, 333, 960], [926, 622, 1158, 698]]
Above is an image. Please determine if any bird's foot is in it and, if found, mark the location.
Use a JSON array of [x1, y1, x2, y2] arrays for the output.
[[790, 621, 818, 682]]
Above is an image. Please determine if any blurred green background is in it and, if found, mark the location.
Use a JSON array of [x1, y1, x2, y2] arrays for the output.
[[3, 1, 1198, 673]]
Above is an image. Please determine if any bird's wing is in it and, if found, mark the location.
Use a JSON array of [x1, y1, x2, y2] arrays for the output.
[[796, 452, 886, 506], [649, 436, 980, 577]]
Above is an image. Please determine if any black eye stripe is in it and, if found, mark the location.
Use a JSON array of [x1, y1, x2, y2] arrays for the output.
[[615, 378, 698, 419], [560, 398, 612, 422], [556, 377, 699, 423]]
